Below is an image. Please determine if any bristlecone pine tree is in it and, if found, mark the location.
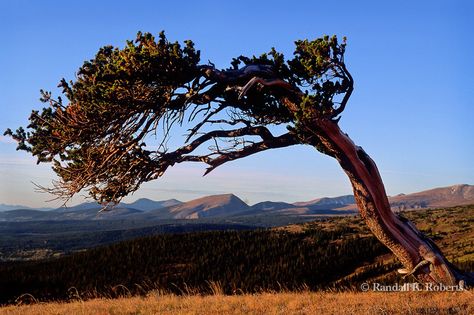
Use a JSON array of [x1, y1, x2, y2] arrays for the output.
[[5, 32, 473, 287]]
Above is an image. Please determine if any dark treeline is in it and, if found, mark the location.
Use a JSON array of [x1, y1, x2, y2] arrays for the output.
[[2, 223, 472, 305], [0, 221, 256, 257], [1, 226, 391, 304]]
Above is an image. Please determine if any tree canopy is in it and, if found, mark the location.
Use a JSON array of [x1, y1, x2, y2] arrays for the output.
[[5, 31, 352, 204], [6, 31, 474, 286]]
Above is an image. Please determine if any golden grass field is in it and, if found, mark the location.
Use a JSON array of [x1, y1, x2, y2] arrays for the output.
[[1, 291, 473, 315]]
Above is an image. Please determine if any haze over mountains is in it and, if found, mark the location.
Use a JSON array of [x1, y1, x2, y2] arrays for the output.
[[0, 184, 473, 222]]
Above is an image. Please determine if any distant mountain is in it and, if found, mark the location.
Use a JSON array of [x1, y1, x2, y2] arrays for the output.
[[0, 209, 52, 221], [389, 184, 474, 210], [293, 195, 355, 208], [120, 198, 182, 212], [145, 194, 250, 219], [239, 199, 355, 217], [1, 184, 472, 222], [248, 201, 297, 212], [336, 184, 474, 211], [53, 202, 101, 212], [52, 198, 183, 213], [0, 206, 143, 221], [0, 204, 26, 212], [0, 198, 183, 221], [0, 204, 53, 212]]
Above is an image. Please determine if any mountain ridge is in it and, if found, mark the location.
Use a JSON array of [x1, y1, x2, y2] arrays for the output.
[[128, 194, 250, 220], [1, 184, 472, 221]]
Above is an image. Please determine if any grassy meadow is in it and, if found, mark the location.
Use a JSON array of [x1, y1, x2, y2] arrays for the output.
[[2, 291, 473, 315]]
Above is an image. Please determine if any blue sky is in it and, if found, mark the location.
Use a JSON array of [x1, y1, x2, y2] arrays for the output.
[[0, 0, 473, 207]]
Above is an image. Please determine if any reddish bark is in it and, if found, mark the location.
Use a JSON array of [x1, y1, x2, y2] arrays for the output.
[[219, 65, 473, 286], [312, 118, 473, 286]]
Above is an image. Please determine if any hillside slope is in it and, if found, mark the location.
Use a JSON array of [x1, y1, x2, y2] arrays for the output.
[[1, 205, 472, 305]]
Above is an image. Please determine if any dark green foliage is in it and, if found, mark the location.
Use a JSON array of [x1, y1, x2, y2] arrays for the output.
[[5, 32, 202, 203], [0, 228, 389, 304], [5, 32, 352, 204]]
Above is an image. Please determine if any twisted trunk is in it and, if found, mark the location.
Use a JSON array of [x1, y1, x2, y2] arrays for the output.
[[309, 118, 473, 287], [203, 65, 473, 287]]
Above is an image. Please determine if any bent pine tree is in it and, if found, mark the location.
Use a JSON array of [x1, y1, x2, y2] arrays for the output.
[[6, 32, 473, 287]]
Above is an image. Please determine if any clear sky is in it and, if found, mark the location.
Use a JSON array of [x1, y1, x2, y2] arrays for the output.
[[0, 0, 473, 207]]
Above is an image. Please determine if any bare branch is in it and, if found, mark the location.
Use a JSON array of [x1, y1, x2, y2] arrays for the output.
[[331, 63, 354, 117], [175, 125, 279, 157], [203, 132, 298, 175], [150, 123, 298, 178], [186, 103, 227, 142]]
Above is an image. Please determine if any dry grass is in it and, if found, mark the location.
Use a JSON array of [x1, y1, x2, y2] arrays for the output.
[[1, 291, 473, 315]]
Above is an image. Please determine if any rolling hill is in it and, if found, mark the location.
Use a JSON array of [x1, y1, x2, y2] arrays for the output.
[[336, 184, 474, 211], [389, 184, 474, 210], [1, 204, 472, 304]]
